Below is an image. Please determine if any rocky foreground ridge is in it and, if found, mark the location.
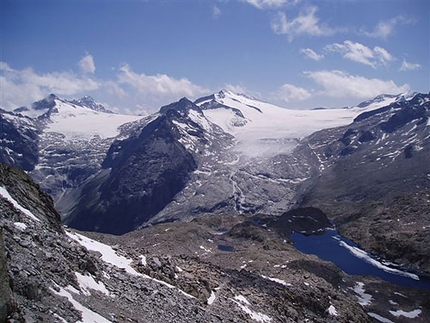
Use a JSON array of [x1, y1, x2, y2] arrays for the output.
[[1, 163, 430, 322]]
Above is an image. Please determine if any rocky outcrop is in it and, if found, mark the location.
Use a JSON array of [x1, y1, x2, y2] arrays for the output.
[[65, 109, 197, 234], [0, 114, 39, 171], [336, 190, 430, 274], [301, 93, 430, 274]]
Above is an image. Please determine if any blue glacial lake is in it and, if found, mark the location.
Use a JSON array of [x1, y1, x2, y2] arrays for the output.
[[291, 229, 430, 290]]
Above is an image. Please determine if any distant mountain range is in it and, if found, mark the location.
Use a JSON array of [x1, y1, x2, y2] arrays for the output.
[[1, 90, 427, 232]]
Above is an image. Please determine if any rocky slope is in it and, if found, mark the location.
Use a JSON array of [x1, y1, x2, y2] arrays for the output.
[[0, 94, 143, 206], [300, 93, 430, 274], [2, 163, 430, 322]]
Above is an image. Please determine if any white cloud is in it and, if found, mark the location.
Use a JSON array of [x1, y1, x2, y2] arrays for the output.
[[78, 53, 96, 74], [212, 5, 221, 19], [305, 70, 410, 99], [244, 0, 294, 10], [373, 46, 394, 65], [117, 64, 208, 99], [224, 84, 262, 99], [363, 16, 415, 39], [300, 48, 324, 61], [399, 59, 421, 71], [324, 41, 394, 68], [0, 61, 100, 109], [271, 6, 337, 40], [0, 56, 210, 113], [276, 83, 311, 102]]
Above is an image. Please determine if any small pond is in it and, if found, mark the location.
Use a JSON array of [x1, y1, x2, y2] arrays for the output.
[[218, 244, 235, 252]]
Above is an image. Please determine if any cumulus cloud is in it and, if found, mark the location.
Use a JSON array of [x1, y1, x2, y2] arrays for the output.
[[0, 61, 100, 109], [300, 48, 324, 61], [324, 41, 394, 68], [78, 53, 96, 74], [305, 70, 410, 99], [271, 6, 338, 40], [276, 83, 311, 102], [117, 64, 208, 99], [0, 54, 211, 113], [244, 0, 294, 10], [399, 59, 421, 71], [362, 16, 415, 39]]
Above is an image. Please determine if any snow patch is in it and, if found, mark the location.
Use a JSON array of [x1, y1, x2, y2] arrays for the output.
[[66, 231, 140, 276], [389, 309, 422, 318], [261, 275, 291, 287], [0, 186, 40, 222], [75, 272, 111, 297], [353, 282, 372, 306], [139, 255, 147, 266], [199, 245, 212, 253], [50, 286, 112, 323], [232, 295, 272, 322], [13, 222, 27, 231], [328, 305, 338, 316], [207, 291, 216, 305]]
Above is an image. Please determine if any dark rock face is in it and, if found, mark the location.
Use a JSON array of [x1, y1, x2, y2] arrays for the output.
[[65, 107, 197, 234], [0, 114, 39, 171], [271, 207, 332, 237]]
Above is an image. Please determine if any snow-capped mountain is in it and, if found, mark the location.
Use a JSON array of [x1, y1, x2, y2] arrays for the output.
[[58, 90, 425, 234], [1, 94, 143, 205]]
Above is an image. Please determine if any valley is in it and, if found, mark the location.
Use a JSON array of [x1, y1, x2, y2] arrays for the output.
[[0, 90, 429, 322]]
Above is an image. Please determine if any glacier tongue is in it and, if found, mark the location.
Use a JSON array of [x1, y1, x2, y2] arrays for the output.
[[199, 90, 392, 158]]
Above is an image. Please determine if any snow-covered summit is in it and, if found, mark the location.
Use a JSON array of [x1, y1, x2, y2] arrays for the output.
[[194, 90, 362, 157], [8, 94, 143, 141], [355, 92, 416, 110], [42, 98, 142, 141], [69, 95, 115, 114]]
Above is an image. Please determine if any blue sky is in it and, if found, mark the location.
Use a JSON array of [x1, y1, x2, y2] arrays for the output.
[[1, 0, 429, 114]]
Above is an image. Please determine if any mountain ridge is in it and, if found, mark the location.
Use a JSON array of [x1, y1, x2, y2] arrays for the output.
[[2, 90, 426, 231]]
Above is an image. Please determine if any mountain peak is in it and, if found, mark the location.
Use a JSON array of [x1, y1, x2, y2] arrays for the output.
[[31, 93, 59, 111], [70, 96, 114, 114], [356, 92, 416, 109], [159, 97, 202, 117]]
